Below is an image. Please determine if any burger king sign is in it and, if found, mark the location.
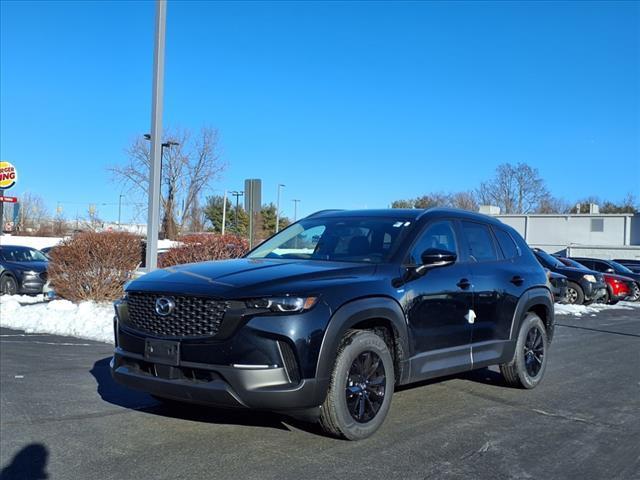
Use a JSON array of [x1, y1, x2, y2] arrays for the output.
[[0, 161, 17, 189]]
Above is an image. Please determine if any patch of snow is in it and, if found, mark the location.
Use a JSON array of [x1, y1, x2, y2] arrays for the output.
[[0, 294, 46, 305], [0, 235, 63, 250], [0, 296, 114, 343], [554, 301, 639, 317]]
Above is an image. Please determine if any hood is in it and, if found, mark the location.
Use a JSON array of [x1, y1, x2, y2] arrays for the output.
[[128, 258, 377, 297], [2, 261, 48, 272]]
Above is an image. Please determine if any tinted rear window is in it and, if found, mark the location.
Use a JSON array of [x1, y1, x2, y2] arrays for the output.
[[461, 221, 498, 262]]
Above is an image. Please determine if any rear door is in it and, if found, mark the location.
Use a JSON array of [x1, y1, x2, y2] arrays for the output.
[[459, 221, 523, 365]]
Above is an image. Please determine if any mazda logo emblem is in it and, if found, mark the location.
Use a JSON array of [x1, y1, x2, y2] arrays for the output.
[[155, 297, 175, 316]]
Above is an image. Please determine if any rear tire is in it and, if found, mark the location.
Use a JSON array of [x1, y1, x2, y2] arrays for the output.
[[500, 313, 548, 389], [319, 330, 394, 440], [566, 282, 584, 305]]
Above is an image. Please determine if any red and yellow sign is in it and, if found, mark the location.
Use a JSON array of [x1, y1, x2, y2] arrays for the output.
[[0, 161, 17, 189]]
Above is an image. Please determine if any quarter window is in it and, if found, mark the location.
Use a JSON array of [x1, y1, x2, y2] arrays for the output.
[[461, 222, 498, 262], [493, 227, 520, 259]]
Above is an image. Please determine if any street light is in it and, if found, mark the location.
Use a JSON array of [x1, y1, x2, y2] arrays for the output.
[[275, 184, 285, 233], [144, 133, 179, 159], [230, 191, 244, 234], [292, 199, 301, 221]]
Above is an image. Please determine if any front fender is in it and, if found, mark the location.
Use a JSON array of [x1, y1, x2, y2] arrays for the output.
[[315, 296, 411, 386]]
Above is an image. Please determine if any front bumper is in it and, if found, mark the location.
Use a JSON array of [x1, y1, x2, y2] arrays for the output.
[[110, 349, 325, 411], [581, 280, 607, 302], [111, 297, 334, 411]]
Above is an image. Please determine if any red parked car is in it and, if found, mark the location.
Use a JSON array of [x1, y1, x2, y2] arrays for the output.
[[601, 273, 632, 305]]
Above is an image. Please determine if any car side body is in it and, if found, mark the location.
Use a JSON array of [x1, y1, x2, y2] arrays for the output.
[[112, 208, 554, 439]]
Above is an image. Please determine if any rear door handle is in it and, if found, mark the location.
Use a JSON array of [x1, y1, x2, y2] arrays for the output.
[[510, 276, 524, 286], [457, 278, 472, 290]]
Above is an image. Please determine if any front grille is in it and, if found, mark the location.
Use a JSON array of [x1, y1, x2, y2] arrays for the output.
[[124, 292, 230, 338]]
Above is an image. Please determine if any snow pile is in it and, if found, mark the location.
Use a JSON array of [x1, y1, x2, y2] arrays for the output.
[[3, 294, 47, 305], [0, 235, 63, 250], [554, 301, 639, 317], [0, 296, 114, 343]]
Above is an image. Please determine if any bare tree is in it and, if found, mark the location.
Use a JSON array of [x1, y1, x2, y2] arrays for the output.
[[477, 163, 549, 214], [110, 127, 226, 239], [449, 191, 478, 211], [17, 192, 50, 231], [536, 195, 571, 214]]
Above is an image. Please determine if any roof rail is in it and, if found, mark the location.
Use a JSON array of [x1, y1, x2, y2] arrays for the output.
[[306, 209, 346, 218]]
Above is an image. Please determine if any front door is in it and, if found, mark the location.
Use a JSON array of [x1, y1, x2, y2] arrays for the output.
[[402, 220, 473, 380]]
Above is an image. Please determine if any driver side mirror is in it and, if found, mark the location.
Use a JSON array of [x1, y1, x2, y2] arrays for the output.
[[415, 248, 457, 275]]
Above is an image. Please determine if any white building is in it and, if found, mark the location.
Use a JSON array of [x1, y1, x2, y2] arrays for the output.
[[492, 212, 640, 259]]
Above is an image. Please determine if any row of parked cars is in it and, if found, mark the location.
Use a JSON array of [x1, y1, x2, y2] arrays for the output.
[[533, 249, 640, 305]]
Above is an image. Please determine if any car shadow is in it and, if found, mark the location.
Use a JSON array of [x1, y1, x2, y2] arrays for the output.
[[0, 443, 49, 480], [90, 357, 321, 435]]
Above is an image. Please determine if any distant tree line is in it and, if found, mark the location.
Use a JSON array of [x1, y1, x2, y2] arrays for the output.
[[391, 162, 639, 215]]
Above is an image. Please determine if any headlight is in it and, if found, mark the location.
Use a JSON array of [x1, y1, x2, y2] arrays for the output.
[[583, 274, 596, 283], [245, 296, 318, 313]]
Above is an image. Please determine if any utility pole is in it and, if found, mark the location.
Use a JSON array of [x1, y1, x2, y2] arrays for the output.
[[221, 190, 227, 235], [292, 199, 301, 221], [145, 0, 167, 271], [118, 194, 124, 228], [275, 184, 285, 233]]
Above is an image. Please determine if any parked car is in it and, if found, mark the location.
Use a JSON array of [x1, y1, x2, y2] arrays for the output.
[[0, 245, 49, 295], [613, 259, 640, 274], [571, 257, 640, 302], [601, 273, 633, 304], [111, 208, 555, 440], [531, 248, 606, 305], [546, 270, 568, 303], [40, 246, 55, 258]]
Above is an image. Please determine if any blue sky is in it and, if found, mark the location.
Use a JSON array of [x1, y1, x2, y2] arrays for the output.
[[1, 0, 639, 223]]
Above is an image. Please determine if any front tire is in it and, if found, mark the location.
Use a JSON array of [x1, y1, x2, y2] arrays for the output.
[[500, 313, 548, 389], [566, 282, 584, 305], [319, 330, 394, 440], [0, 275, 18, 295]]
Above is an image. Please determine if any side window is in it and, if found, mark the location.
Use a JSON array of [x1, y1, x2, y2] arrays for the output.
[[493, 227, 520, 259], [461, 221, 498, 263], [407, 221, 457, 265]]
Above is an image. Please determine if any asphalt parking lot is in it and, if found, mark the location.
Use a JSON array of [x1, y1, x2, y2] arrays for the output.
[[1, 306, 639, 480]]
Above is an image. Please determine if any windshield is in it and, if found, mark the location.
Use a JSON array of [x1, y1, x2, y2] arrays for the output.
[[248, 217, 413, 263], [534, 249, 562, 268], [609, 261, 633, 274], [0, 247, 48, 262]]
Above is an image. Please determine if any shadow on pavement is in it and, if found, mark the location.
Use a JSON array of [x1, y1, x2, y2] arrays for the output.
[[0, 443, 49, 480], [90, 357, 319, 435]]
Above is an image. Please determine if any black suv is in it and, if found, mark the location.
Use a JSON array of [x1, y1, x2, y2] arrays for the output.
[[571, 257, 640, 301], [112, 209, 554, 440]]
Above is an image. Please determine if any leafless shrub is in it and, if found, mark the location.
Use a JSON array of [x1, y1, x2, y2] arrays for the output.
[[49, 232, 142, 302], [159, 234, 248, 268]]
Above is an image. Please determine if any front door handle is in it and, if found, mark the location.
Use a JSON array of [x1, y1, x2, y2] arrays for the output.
[[510, 275, 524, 286], [457, 278, 472, 290]]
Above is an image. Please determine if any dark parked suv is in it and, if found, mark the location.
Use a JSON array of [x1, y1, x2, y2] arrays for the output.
[[112, 209, 554, 439]]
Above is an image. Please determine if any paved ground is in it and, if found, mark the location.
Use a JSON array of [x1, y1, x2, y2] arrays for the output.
[[1, 306, 639, 480]]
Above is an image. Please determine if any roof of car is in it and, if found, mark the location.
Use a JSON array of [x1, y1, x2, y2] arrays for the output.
[[308, 207, 503, 225]]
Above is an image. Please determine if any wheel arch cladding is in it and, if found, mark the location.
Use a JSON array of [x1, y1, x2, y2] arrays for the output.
[[521, 287, 555, 342], [315, 297, 411, 386]]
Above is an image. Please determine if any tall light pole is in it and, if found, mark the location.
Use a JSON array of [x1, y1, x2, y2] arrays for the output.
[[230, 191, 244, 234], [292, 199, 301, 221], [275, 184, 285, 233], [145, 0, 167, 272], [221, 190, 227, 235]]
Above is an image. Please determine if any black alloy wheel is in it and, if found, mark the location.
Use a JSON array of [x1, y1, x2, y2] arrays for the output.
[[523, 326, 545, 378], [345, 351, 386, 423]]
